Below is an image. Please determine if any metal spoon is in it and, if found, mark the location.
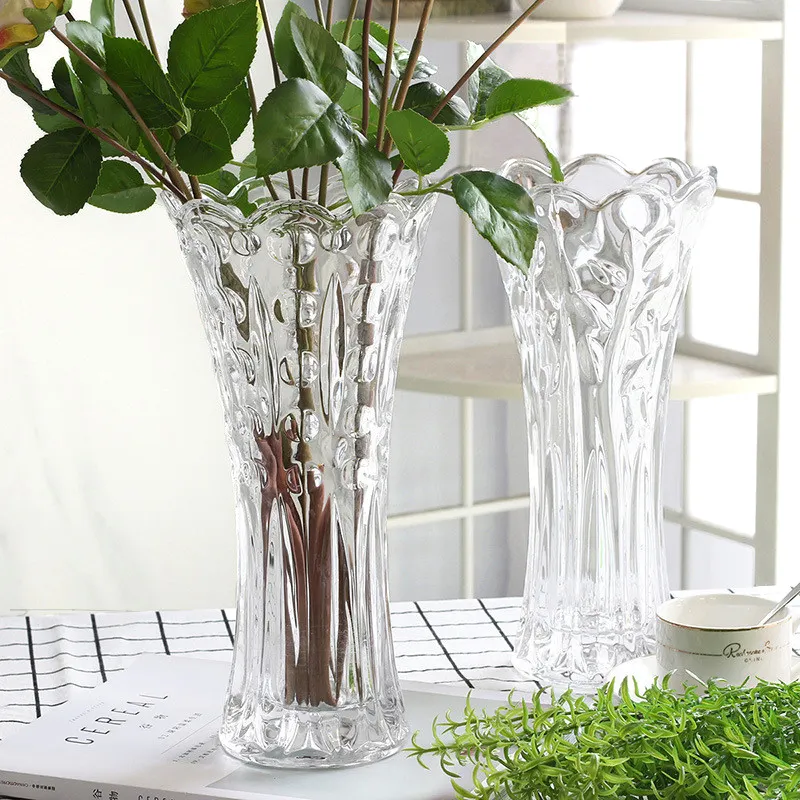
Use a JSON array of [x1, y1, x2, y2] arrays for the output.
[[757, 579, 800, 626]]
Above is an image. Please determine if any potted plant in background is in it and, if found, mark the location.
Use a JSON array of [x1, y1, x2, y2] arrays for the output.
[[0, 0, 568, 768]]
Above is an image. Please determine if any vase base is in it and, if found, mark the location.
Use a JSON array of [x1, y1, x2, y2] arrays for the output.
[[513, 633, 655, 692], [219, 699, 408, 769]]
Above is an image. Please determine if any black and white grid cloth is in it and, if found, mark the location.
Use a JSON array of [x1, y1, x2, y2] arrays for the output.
[[1, 589, 799, 742]]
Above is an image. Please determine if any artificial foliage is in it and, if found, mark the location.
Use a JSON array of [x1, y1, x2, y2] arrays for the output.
[[0, 0, 571, 271], [410, 679, 800, 799]]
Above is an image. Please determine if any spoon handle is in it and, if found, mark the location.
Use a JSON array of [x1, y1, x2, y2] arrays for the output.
[[757, 580, 800, 626]]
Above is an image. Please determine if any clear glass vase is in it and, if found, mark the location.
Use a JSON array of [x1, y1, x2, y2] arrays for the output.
[[165, 179, 437, 767], [499, 156, 717, 690]]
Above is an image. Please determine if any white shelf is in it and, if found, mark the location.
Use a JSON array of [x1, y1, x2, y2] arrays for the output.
[[393, 11, 782, 44], [398, 327, 779, 401]]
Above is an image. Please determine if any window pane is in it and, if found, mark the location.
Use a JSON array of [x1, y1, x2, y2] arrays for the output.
[[569, 42, 686, 166], [390, 522, 462, 601], [690, 40, 761, 194], [665, 522, 683, 593], [685, 529, 754, 590], [687, 395, 757, 536], [689, 198, 760, 355], [475, 510, 528, 598]]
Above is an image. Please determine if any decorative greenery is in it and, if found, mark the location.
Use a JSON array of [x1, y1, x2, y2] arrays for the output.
[[409, 678, 800, 799], [0, 0, 569, 270]]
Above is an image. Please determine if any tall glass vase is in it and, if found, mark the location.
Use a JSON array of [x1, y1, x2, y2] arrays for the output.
[[499, 156, 716, 689], [165, 180, 437, 767]]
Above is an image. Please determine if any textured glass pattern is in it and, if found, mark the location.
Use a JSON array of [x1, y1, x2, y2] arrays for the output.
[[499, 156, 716, 690], [166, 182, 437, 767]]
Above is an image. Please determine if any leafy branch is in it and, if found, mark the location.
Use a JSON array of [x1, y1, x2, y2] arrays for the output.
[[410, 679, 800, 799]]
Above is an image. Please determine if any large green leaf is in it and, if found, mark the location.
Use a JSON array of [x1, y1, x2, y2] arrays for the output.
[[254, 78, 352, 175], [274, 1, 308, 79], [21, 128, 102, 216], [88, 159, 156, 213], [290, 15, 347, 102], [485, 78, 572, 119], [385, 109, 449, 176], [90, 0, 115, 35], [105, 37, 184, 128], [3, 51, 53, 115], [168, 0, 257, 109], [451, 170, 537, 272], [176, 109, 233, 174], [214, 81, 251, 142], [336, 134, 391, 217], [402, 81, 470, 126], [86, 91, 141, 149]]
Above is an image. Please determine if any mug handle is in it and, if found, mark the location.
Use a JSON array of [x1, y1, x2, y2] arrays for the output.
[[791, 610, 800, 680]]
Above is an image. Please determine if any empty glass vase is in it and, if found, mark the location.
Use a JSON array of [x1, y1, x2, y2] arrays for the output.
[[166, 180, 437, 767], [499, 156, 716, 689]]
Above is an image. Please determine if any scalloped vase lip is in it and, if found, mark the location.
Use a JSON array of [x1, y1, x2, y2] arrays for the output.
[[500, 154, 717, 211], [161, 175, 436, 230]]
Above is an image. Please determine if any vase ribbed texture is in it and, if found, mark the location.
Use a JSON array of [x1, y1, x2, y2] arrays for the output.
[[166, 181, 437, 767], [499, 156, 716, 690]]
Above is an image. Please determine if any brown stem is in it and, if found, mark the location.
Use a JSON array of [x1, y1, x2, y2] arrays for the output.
[[317, 164, 330, 206], [286, 170, 297, 198], [65, 11, 76, 21], [376, 0, 399, 152], [189, 175, 203, 200], [429, 0, 549, 123], [51, 28, 191, 199], [136, 0, 161, 64], [391, 0, 435, 113], [325, 0, 335, 31], [257, 0, 281, 87], [360, 0, 374, 136], [312, 0, 325, 25], [120, 0, 145, 43], [342, 0, 358, 41], [246, 74, 279, 201], [0, 69, 187, 200], [301, 168, 309, 200]]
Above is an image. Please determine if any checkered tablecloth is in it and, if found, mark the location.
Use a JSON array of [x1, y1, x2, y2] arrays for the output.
[[1, 589, 798, 743]]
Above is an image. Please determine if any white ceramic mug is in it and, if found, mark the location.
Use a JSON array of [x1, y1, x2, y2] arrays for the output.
[[656, 593, 800, 688]]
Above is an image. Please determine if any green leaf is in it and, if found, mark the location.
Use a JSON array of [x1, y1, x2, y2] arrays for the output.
[[86, 91, 140, 149], [33, 90, 79, 133], [66, 21, 105, 66], [274, 1, 308, 79], [52, 59, 77, 108], [90, 0, 115, 36], [385, 109, 449, 176], [88, 159, 156, 213], [3, 50, 52, 115], [105, 38, 184, 128], [214, 81, 250, 142], [451, 170, 537, 271], [20, 128, 102, 216], [290, 15, 347, 102], [254, 78, 352, 175], [485, 77, 572, 119], [367, 23, 436, 79], [336, 134, 391, 217], [337, 81, 380, 137], [339, 44, 382, 104], [402, 81, 470, 126], [137, 127, 176, 163], [22, 4, 58, 36], [68, 67, 99, 126], [198, 167, 239, 194], [466, 41, 510, 121], [176, 108, 232, 175], [167, 0, 257, 109]]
